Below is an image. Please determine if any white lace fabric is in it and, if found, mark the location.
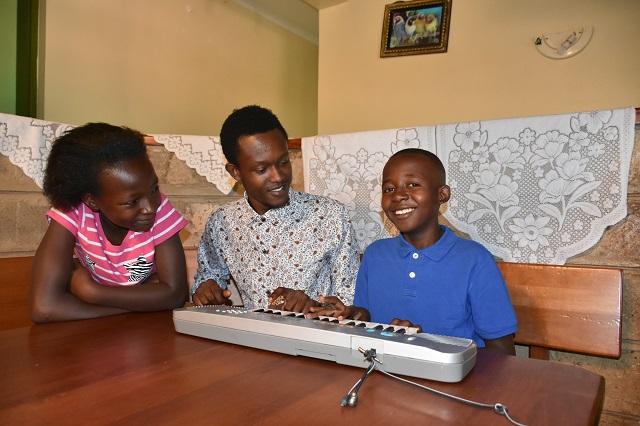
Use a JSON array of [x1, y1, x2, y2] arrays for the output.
[[2, 108, 635, 264], [438, 108, 635, 264], [0, 113, 235, 194], [150, 134, 236, 194], [303, 107, 635, 264], [0, 113, 74, 188]]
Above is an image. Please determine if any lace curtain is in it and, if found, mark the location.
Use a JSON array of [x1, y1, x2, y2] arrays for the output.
[[302, 107, 635, 264], [2, 107, 635, 264]]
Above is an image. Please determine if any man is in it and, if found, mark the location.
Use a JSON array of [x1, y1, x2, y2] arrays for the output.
[[191, 105, 359, 313]]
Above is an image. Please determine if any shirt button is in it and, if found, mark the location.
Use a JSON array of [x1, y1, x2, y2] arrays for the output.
[[409, 272, 416, 278], [412, 253, 419, 259]]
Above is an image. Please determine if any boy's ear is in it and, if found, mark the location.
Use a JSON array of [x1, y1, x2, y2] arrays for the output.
[[438, 185, 451, 204], [225, 163, 241, 182], [82, 194, 100, 212]]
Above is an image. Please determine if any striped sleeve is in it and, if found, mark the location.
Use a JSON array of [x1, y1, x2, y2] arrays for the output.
[[46, 206, 81, 237], [151, 194, 188, 245]]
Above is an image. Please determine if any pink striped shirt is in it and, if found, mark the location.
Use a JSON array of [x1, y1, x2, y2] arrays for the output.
[[46, 194, 188, 286]]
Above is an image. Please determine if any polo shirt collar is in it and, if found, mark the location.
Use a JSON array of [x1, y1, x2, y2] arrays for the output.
[[394, 225, 456, 262]]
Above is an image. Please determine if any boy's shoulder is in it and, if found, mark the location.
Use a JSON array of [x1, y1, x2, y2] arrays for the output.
[[363, 235, 400, 255], [446, 228, 492, 252]]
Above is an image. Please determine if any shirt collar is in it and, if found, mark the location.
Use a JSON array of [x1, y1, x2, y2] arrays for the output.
[[239, 188, 299, 226], [393, 225, 456, 261]]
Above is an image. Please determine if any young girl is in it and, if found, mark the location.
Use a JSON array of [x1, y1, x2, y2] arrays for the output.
[[30, 122, 189, 323]]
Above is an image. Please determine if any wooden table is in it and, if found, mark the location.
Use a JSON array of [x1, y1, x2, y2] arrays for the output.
[[0, 312, 604, 425]]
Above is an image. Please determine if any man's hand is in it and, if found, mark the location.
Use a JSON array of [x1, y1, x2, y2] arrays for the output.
[[389, 318, 423, 333], [307, 296, 370, 321], [192, 279, 232, 306], [268, 287, 317, 313]]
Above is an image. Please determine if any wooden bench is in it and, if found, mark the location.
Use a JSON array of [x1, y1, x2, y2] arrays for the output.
[[0, 256, 34, 330], [498, 261, 622, 360], [1, 252, 623, 363]]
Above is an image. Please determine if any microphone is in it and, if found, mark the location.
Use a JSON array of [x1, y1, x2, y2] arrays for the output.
[[340, 391, 359, 407], [340, 348, 379, 407]]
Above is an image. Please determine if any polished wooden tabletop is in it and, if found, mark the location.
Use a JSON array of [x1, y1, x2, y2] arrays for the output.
[[0, 311, 604, 425]]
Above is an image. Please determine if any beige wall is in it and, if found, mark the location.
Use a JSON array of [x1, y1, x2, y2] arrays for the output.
[[318, 0, 640, 134], [41, 0, 318, 138]]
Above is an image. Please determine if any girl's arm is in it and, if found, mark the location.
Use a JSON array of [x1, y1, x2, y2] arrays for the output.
[[70, 233, 188, 311], [30, 220, 128, 323]]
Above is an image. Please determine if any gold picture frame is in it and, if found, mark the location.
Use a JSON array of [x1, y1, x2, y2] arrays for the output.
[[380, 0, 452, 58]]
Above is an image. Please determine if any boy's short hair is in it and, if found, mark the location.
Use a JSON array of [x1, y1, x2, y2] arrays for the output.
[[43, 122, 147, 210], [219, 105, 288, 165], [389, 148, 446, 182]]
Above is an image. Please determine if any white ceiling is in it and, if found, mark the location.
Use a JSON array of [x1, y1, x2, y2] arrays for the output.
[[231, 0, 347, 45]]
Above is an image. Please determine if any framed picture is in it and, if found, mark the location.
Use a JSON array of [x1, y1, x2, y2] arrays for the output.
[[380, 0, 452, 58]]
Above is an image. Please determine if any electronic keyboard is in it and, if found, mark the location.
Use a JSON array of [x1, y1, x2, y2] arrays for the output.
[[173, 305, 477, 383]]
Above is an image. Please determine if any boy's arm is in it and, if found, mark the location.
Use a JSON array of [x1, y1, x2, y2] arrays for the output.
[[480, 334, 516, 355], [70, 233, 188, 311], [30, 220, 128, 323], [470, 255, 518, 356]]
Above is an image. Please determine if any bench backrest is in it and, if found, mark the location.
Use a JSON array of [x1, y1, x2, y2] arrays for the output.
[[0, 256, 34, 330], [498, 261, 622, 360]]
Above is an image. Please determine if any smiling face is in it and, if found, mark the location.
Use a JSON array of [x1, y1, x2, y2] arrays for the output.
[[225, 129, 292, 216], [84, 156, 161, 242], [381, 151, 450, 249]]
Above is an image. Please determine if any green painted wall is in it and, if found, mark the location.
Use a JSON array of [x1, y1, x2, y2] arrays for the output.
[[0, 0, 18, 114]]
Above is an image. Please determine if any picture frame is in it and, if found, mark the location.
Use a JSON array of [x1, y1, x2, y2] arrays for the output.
[[380, 0, 452, 58]]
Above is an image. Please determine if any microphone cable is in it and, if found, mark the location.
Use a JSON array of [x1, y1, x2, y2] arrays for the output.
[[340, 349, 378, 407], [341, 347, 527, 426]]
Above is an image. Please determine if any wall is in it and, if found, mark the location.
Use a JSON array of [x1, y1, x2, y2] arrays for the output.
[[0, 0, 18, 114], [41, 0, 318, 138], [318, 0, 640, 134]]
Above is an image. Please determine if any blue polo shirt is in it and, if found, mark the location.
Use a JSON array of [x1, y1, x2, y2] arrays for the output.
[[354, 226, 517, 347]]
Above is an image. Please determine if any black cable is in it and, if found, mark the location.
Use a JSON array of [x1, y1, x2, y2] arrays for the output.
[[340, 348, 378, 407], [340, 359, 376, 407]]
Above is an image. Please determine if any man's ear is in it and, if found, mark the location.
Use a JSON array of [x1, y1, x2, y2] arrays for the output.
[[82, 194, 100, 212], [225, 163, 242, 182], [438, 185, 451, 204]]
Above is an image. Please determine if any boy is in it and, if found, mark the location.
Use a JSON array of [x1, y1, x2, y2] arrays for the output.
[[314, 148, 518, 355], [191, 105, 359, 313]]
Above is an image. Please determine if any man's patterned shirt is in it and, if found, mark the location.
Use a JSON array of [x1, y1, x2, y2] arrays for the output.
[[193, 189, 359, 308]]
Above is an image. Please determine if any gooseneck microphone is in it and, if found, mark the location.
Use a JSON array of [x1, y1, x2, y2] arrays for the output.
[[341, 348, 380, 407]]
